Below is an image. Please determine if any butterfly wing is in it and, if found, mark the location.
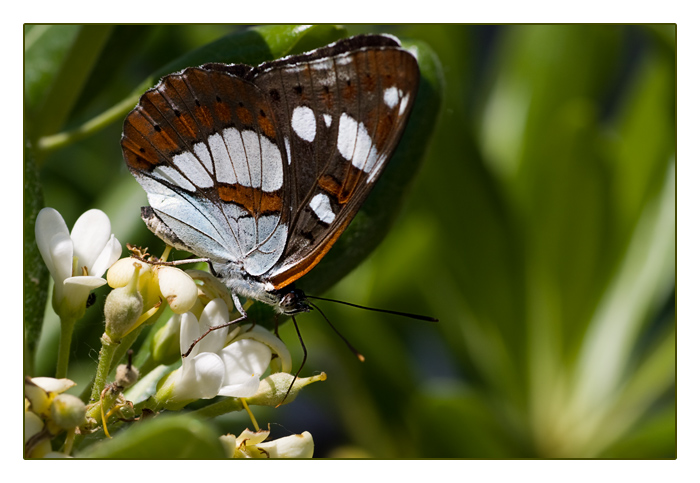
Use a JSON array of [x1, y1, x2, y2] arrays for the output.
[[251, 35, 420, 289], [121, 66, 292, 277]]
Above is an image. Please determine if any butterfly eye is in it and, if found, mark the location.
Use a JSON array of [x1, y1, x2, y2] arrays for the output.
[[279, 289, 310, 315]]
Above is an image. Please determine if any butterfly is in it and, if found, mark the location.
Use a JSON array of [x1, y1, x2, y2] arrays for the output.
[[121, 34, 420, 337]]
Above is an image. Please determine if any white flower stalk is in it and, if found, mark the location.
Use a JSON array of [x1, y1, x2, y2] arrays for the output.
[[35, 208, 121, 320], [155, 298, 290, 409], [221, 428, 314, 458]]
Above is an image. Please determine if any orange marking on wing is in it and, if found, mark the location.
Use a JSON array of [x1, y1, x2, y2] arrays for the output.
[[361, 72, 376, 92], [374, 111, 395, 151], [318, 174, 344, 203], [217, 185, 283, 215], [342, 81, 356, 102], [214, 101, 232, 124], [236, 106, 253, 125], [339, 168, 363, 205], [258, 114, 276, 138], [192, 100, 215, 130]]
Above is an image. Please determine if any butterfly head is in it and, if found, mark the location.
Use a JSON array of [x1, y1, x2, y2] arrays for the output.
[[277, 286, 311, 316]]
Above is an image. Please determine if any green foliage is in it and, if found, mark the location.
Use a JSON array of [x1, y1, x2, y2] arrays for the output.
[[24, 24, 675, 458], [76, 414, 225, 458], [23, 141, 49, 375]]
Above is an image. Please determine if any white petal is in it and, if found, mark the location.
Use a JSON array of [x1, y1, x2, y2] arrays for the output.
[[256, 432, 314, 458], [176, 352, 224, 400], [218, 339, 271, 397], [64, 276, 108, 290], [157, 266, 198, 314], [180, 312, 202, 359], [24, 411, 44, 444], [48, 233, 74, 284], [89, 234, 122, 277], [107, 258, 149, 288], [236, 428, 270, 446], [71, 209, 112, 270], [61, 278, 102, 314], [217, 376, 261, 398], [197, 299, 230, 354], [230, 325, 292, 373], [31, 377, 76, 394], [35, 207, 69, 273]]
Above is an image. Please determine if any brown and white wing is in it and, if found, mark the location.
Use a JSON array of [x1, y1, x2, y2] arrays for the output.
[[121, 66, 292, 277], [251, 35, 420, 289]]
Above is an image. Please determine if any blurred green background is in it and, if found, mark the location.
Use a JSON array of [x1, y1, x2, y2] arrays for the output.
[[24, 24, 675, 458]]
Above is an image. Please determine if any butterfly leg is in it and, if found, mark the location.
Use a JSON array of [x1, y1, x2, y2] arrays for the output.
[[181, 295, 249, 358]]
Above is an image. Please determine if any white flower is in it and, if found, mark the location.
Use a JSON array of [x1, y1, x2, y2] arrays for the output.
[[156, 298, 290, 407], [25, 376, 80, 458], [107, 258, 198, 315], [25, 377, 77, 417], [35, 208, 121, 319], [221, 428, 314, 458]]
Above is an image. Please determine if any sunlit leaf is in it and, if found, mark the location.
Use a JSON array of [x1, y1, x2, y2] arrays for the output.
[[76, 414, 225, 458]]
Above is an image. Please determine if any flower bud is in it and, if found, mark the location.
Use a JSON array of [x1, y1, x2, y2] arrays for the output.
[[151, 314, 182, 365], [156, 266, 198, 314], [50, 394, 86, 429], [108, 258, 160, 309], [104, 263, 143, 341], [247, 372, 327, 407]]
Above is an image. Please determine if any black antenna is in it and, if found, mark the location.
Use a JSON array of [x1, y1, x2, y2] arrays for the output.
[[308, 300, 365, 362], [306, 295, 438, 322], [278, 315, 307, 407]]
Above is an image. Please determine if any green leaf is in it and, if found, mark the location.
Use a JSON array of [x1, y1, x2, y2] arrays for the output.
[[29, 25, 114, 141], [150, 25, 346, 85], [23, 140, 49, 376], [37, 25, 347, 154], [599, 404, 676, 458], [76, 414, 225, 458], [407, 381, 524, 458], [24, 25, 80, 116]]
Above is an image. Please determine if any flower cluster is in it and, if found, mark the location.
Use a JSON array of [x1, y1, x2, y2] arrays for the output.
[[154, 298, 292, 409], [28, 208, 324, 458], [25, 377, 85, 458]]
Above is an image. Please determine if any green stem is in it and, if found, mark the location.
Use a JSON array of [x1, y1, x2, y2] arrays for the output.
[[190, 397, 244, 419], [90, 334, 119, 403], [79, 324, 147, 403], [111, 325, 144, 371], [55, 316, 77, 379], [36, 94, 139, 155]]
